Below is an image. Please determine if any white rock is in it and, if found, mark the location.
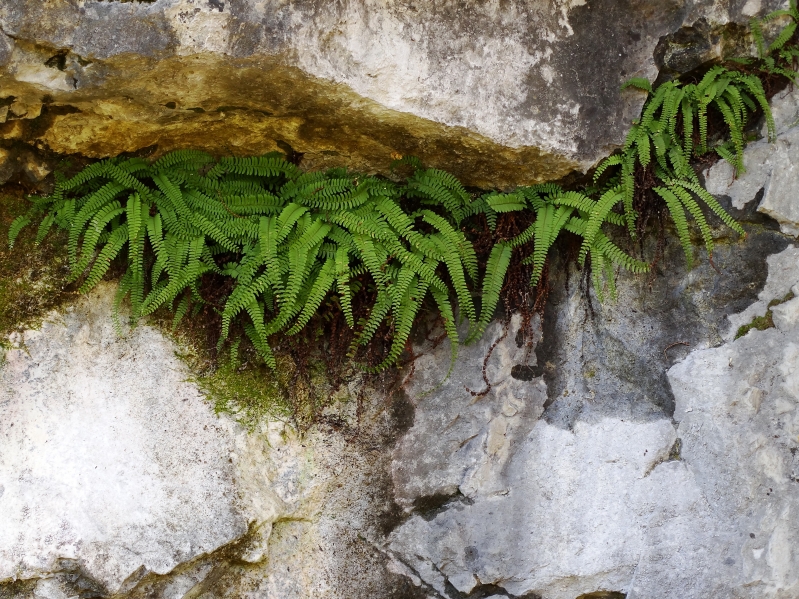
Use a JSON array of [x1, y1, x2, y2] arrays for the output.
[[765, 85, 799, 137], [725, 245, 799, 341], [392, 315, 548, 508], [758, 128, 799, 236], [388, 243, 799, 599], [0, 285, 286, 594], [705, 93, 799, 237]]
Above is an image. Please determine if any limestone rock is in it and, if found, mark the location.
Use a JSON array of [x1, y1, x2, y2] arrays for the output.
[[768, 84, 799, 138], [386, 242, 799, 599], [0, 0, 781, 188], [392, 315, 548, 509], [724, 245, 799, 342], [0, 284, 421, 599], [0, 285, 285, 594]]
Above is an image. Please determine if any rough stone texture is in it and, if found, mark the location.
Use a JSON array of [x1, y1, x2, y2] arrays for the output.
[[387, 245, 799, 599], [2, 7, 799, 595], [0, 286, 281, 594], [0, 0, 783, 188], [0, 284, 423, 599], [392, 315, 548, 510], [1, 204, 798, 598]]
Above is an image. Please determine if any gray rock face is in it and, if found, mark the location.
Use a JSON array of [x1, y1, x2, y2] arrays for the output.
[[0, 285, 420, 599], [2, 219, 798, 598], [0, 32, 12, 68], [0, 0, 781, 187], [0, 287, 280, 594], [387, 241, 799, 599], [392, 315, 547, 510]]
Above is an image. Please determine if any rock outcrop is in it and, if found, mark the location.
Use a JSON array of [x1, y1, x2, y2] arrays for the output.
[[0, 0, 784, 188], [379, 88, 799, 599], [3, 208, 799, 599], [2, 4, 799, 599]]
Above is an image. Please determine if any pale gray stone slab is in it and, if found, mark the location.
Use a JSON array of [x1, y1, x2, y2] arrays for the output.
[[388, 242, 799, 599]]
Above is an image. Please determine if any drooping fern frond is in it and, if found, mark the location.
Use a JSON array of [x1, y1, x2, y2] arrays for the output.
[[621, 77, 653, 93]]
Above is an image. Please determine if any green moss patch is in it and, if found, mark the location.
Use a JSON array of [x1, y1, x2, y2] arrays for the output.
[[189, 342, 293, 430], [735, 291, 796, 339]]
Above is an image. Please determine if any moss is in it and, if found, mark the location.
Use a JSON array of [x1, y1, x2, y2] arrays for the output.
[[0, 186, 75, 341], [189, 346, 347, 430], [193, 343, 294, 431], [735, 291, 795, 339], [160, 314, 343, 430], [0, 578, 36, 599]]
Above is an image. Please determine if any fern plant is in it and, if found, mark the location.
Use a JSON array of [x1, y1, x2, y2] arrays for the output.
[[9, 151, 487, 372], [7, 9, 797, 377], [597, 7, 798, 265], [468, 183, 649, 340], [598, 65, 764, 264], [750, 0, 799, 80]]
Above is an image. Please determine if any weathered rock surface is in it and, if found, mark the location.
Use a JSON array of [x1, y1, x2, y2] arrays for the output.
[[380, 113, 799, 599], [0, 286, 279, 595], [387, 245, 799, 599], [2, 5, 799, 596], [0, 284, 424, 599], [0, 0, 783, 188]]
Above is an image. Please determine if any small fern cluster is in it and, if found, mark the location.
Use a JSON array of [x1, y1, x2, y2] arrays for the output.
[[598, 4, 797, 265], [750, 0, 799, 81], [476, 184, 650, 317], [603, 67, 768, 264]]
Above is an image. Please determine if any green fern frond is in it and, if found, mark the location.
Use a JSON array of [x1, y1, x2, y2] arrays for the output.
[[593, 155, 623, 182], [469, 242, 512, 343], [8, 214, 32, 248], [654, 186, 693, 264], [669, 179, 746, 237], [770, 20, 797, 52], [80, 224, 129, 293], [578, 187, 623, 265], [621, 77, 652, 93], [484, 192, 526, 213]]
